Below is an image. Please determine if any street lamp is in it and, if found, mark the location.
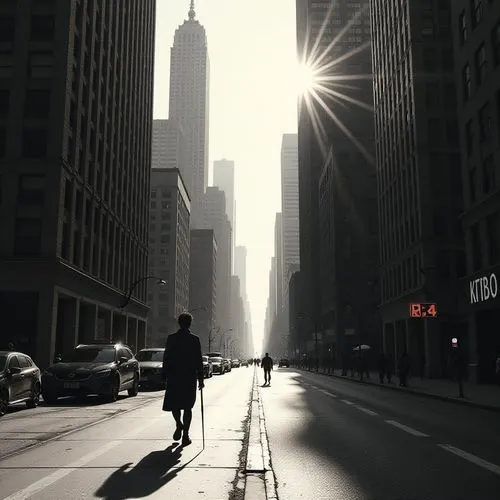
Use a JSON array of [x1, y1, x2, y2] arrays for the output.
[[120, 275, 167, 309], [218, 328, 233, 355], [299, 313, 319, 372]]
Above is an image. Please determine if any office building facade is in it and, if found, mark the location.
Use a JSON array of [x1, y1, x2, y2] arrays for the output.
[[0, 0, 155, 365], [371, 0, 464, 377], [168, 3, 209, 228], [189, 228, 216, 352], [151, 118, 187, 171], [451, 0, 500, 383], [148, 168, 190, 346]]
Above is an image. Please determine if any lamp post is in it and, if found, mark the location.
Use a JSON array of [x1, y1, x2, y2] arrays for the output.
[[120, 275, 167, 309], [299, 313, 319, 372], [219, 328, 233, 356]]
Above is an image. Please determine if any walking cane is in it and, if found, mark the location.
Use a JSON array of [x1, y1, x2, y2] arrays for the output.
[[200, 387, 205, 449]]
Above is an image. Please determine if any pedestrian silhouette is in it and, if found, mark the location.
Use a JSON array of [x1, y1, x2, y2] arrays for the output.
[[398, 352, 410, 387], [262, 353, 273, 385], [162, 313, 204, 447]]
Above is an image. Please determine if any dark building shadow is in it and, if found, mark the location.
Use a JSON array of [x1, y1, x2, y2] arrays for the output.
[[95, 443, 202, 499], [284, 374, 499, 500]]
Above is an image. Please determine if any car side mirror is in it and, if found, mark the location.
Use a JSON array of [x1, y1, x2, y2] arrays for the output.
[[119, 356, 128, 364], [9, 366, 22, 375]]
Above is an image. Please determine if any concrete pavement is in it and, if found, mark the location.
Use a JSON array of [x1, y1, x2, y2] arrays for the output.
[[0, 367, 254, 499], [258, 366, 500, 499]]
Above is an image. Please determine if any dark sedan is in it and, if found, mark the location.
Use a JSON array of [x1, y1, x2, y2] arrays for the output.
[[0, 351, 41, 416], [41, 343, 139, 403], [136, 348, 165, 389]]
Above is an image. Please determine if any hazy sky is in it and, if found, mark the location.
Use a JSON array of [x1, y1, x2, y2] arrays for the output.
[[154, 0, 299, 352]]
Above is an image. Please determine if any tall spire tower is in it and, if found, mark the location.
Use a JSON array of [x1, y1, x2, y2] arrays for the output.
[[188, 0, 196, 20], [168, 0, 210, 229]]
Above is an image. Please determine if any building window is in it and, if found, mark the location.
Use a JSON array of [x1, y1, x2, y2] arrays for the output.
[[493, 22, 500, 66], [469, 167, 477, 203], [471, 223, 482, 271], [475, 44, 487, 85], [462, 64, 471, 100], [459, 11, 468, 44], [161, 201, 170, 210], [150, 201, 156, 209], [425, 82, 440, 107], [24, 89, 51, 118], [0, 16, 15, 42], [14, 218, 42, 256], [0, 51, 14, 79], [486, 213, 499, 264], [22, 128, 48, 158], [151, 188, 157, 198], [446, 119, 459, 143], [30, 15, 55, 42], [18, 175, 45, 206], [0, 89, 9, 117], [471, 0, 483, 27], [465, 120, 474, 155], [478, 102, 493, 141], [482, 155, 495, 194]]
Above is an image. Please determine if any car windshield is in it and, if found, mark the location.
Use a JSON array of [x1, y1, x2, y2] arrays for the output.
[[210, 357, 222, 363], [202, 356, 208, 362], [0, 355, 7, 371], [68, 347, 116, 363], [136, 350, 164, 362]]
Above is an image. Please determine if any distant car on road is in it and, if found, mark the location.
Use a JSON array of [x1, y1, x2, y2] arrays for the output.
[[209, 356, 225, 375], [202, 356, 213, 378], [231, 359, 240, 368], [278, 358, 290, 368], [0, 351, 41, 416], [41, 343, 140, 403], [136, 348, 165, 390], [223, 358, 232, 372], [240, 360, 249, 367]]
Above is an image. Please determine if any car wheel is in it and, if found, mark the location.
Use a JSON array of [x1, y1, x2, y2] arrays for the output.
[[0, 390, 8, 416], [128, 374, 139, 397], [107, 376, 120, 402], [26, 382, 41, 409]]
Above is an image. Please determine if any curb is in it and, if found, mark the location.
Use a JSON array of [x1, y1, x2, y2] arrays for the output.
[[243, 371, 278, 500], [297, 368, 500, 414]]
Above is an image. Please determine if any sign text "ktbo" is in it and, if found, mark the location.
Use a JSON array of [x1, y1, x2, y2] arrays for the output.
[[469, 273, 498, 304]]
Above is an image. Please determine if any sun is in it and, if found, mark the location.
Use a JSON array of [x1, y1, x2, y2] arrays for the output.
[[295, 61, 318, 96]]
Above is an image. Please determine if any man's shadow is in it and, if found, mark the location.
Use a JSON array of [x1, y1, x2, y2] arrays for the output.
[[95, 443, 202, 499]]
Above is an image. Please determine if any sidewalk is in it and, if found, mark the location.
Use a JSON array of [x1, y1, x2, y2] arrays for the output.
[[295, 366, 500, 413]]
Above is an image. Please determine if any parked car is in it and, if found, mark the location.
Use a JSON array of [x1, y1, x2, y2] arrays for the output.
[[223, 358, 232, 372], [0, 351, 41, 416], [202, 356, 213, 378], [278, 358, 290, 368], [209, 356, 225, 375], [231, 359, 240, 368], [240, 360, 249, 367], [41, 343, 140, 403], [136, 348, 165, 389]]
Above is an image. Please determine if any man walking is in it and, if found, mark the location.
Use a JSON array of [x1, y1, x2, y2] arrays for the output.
[[262, 353, 273, 386], [162, 313, 204, 446]]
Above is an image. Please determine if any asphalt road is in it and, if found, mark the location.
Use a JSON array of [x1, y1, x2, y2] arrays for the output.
[[0, 367, 253, 499], [258, 367, 500, 500]]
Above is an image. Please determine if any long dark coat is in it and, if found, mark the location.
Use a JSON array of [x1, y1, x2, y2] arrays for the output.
[[162, 328, 204, 412]]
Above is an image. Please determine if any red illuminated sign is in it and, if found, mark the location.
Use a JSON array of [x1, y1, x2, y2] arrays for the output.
[[409, 303, 438, 318]]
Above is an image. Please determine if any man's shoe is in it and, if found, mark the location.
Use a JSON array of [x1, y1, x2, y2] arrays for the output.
[[173, 424, 183, 441], [182, 434, 192, 446]]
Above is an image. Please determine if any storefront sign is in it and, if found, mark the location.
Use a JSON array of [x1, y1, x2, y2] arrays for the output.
[[469, 273, 498, 304]]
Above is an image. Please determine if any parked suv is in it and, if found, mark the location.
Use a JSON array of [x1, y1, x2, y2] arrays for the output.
[[0, 351, 41, 416], [41, 343, 140, 403], [136, 348, 165, 389]]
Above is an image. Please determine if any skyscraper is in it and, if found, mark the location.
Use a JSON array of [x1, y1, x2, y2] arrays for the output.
[[371, 0, 464, 377], [151, 119, 188, 171], [234, 246, 248, 301], [0, 0, 155, 365], [296, 1, 379, 361], [168, 1, 210, 229], [213, 159, 235, 271], [202, 187, 232, 332], [148, 169, 191, 347], [450, 0, 500, 383], [280, 134, 300, 334]]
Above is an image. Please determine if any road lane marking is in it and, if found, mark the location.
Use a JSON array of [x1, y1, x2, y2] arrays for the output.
[[355, 406, 378, 416], [2, 419, 157, 500], [385, 420, 429, 437], [438, 444, 500, 476], [341, 400, 354, 405]]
